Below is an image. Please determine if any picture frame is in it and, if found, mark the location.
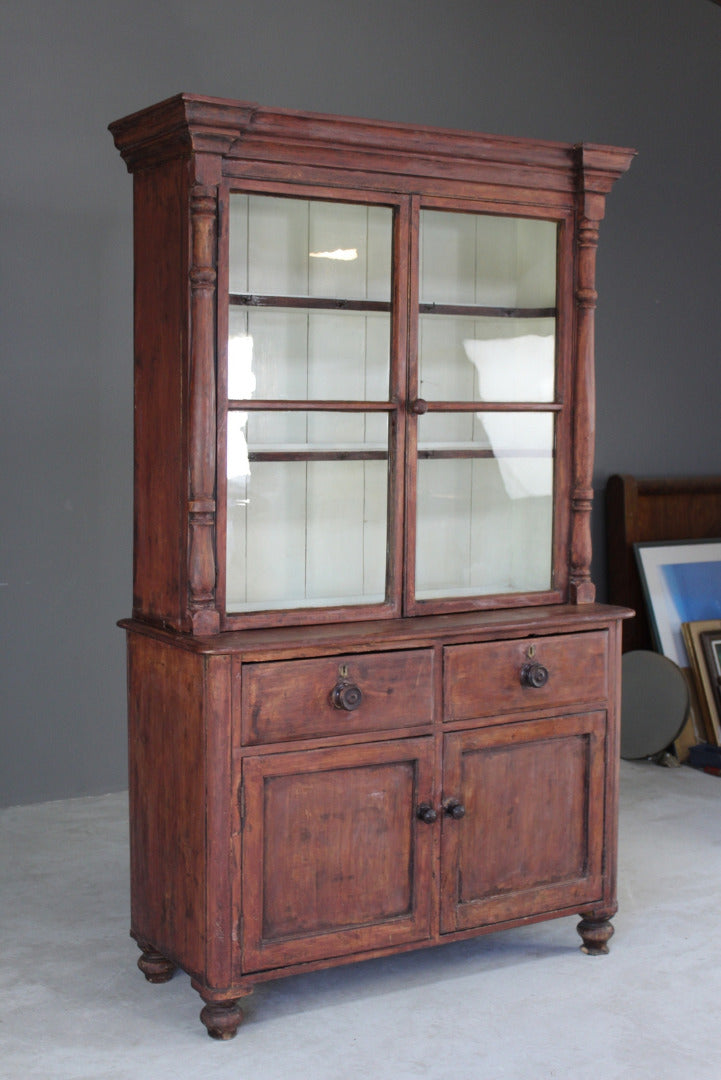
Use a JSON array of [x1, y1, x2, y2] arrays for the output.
[[634, 539, 721, 668], [701, 628, 721, 716], [681, 619, 721, 746]]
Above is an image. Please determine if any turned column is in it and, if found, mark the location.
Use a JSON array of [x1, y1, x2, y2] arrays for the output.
[[568, 176, 602, 603], [187, 182, 220, 634], [569, 143, 635, 603]]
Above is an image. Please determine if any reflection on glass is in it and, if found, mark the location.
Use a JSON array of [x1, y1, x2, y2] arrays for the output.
[[227, 333, 257, 401], [419, 316, 555, 403], [418, 209, 557, 405], [462, 331, 554, 404], [228, 307, 390, 402], [415, 413, 554, 599], [228, 194, 392, 403], [226, 412, 389, 611]]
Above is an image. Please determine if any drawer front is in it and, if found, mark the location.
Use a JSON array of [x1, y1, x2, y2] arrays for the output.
[[242, 649, 434, 745], [444, 631, 608, 721]]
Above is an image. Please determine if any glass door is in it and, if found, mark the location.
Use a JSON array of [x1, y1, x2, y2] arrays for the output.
[[222, 192, 403, 623], [408, 206, 562, 609]]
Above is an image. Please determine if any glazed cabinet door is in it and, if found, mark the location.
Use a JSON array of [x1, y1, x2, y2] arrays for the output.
[[222, 191, 405, 626], [241, 738, 435, 972], [408, 206, 567, 613], [440, 713, 606, 934]]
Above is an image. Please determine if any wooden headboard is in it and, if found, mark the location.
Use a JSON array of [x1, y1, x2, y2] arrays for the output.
[[606, 474, 721, 652]]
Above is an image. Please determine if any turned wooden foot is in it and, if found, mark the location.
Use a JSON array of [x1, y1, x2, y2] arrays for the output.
[[136, 943, 177, 983], [577, 915, 615, 955], [199, 999, 244, 1040]]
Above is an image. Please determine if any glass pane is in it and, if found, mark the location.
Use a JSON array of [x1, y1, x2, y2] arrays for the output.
[[419, 211, 557, 308], [226, 411, 388, 611], [228, 307, 390, 401], [419, 316, 555, 403], [418, 209, 557, 404], [229, 194, 392, 301], [415, 412, 554, 599]]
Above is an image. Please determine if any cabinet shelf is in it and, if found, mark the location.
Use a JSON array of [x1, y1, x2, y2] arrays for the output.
[[230, 293, 391, 313], [419, 302, 556, 318], [227, 400, 560, 412], [243, 447, 551, 463], [229, 293, 555, 320], [417, 446, 552, 460], [247, 448, 388, 462]]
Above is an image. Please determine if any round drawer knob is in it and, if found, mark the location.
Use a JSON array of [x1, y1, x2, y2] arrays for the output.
[[521, 662, 549, 689], [444, 799, 465, 820], [331, 680, 363, 711], [411, 398, 429, 415], [417, 803, 437, 825]]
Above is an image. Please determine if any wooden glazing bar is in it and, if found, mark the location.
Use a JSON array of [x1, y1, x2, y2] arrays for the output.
[[227, 399, 396, 411], [416, 401, 563, 413], [248, 450, 389, 462]]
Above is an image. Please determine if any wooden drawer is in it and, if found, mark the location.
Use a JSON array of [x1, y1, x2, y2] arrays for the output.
[[242, 649, 434, 745], [444, 631, 608, 721]]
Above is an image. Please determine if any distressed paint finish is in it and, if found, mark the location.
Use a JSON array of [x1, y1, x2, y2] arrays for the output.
[[110, 96, 633, 1037]]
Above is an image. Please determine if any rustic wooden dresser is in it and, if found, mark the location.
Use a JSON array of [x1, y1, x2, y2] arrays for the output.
[[110, 95, 633, 1037]]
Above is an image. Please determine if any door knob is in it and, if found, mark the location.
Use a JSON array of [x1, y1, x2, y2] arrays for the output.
[[417, 802, 437, 824], [330, 680, 363, 711], [521, 662, 549, 689], [444, 799, 465, 820]]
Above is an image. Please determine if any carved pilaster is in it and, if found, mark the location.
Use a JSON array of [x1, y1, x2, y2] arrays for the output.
[[187, 184, 220, 634]]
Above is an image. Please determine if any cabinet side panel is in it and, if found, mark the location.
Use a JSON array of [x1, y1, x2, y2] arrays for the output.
[[132, 162, 189, 627], [126, 633, 206, 974]]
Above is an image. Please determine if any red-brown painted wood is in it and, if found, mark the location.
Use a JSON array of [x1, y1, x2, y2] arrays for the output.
[[241, 738, 435, 972], [111, 96, 634, 1037], [440, 712, 606, 933], [242, 648, 434, 744], [444, 630, 609, 721]]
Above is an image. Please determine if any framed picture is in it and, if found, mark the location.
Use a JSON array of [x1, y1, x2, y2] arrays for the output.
[[634, 539, 721, 667], [701, 629, 721, 715], [682, 619, 721, 745]]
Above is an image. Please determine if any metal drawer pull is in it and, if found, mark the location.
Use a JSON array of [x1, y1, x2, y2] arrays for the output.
[[521, 662, 549, 689], [330, 680, 363, 711], [443, 799, 465, 820]]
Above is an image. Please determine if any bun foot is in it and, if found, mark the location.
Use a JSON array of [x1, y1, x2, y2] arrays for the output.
[[137, 944, 177, 983], [577, 915, 615, 955], [200, 999, 244, 1040]]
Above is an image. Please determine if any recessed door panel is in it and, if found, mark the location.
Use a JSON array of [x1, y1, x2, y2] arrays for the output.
[[242, 738, 434, 972], [441, 713, 606, 933]]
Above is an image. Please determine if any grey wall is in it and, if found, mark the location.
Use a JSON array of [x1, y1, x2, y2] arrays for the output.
[[2, 0, 720, 806]]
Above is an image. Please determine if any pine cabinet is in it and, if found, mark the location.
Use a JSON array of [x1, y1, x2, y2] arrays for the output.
[[110, 95, 633, 1038]]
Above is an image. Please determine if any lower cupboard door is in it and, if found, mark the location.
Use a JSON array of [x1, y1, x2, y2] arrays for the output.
[[241, 738, 435, 972], [440, 713, 606, 934]]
